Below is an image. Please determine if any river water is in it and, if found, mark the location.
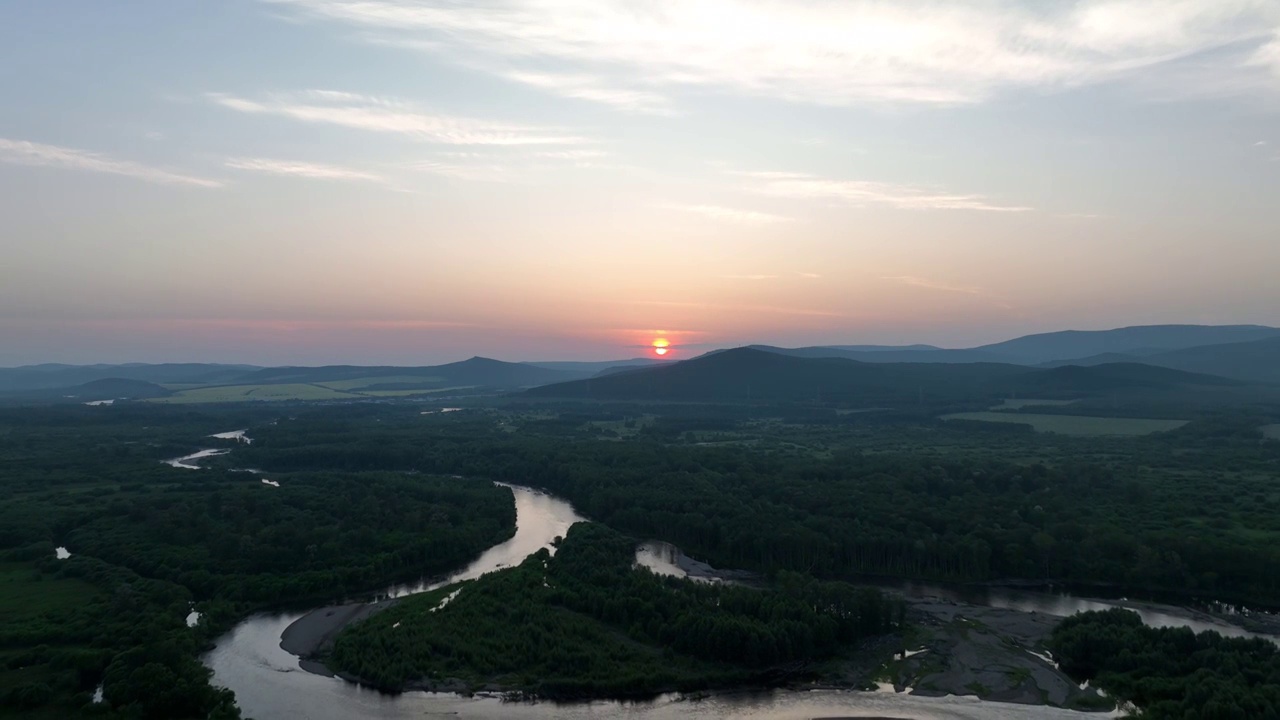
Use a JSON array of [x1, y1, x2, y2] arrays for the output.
[[204, 483, 1265, 720]]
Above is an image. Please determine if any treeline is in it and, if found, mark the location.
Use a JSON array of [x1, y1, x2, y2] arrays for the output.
[[328, 522, 900, 699], [1050, 609, 1280, 719], [236, 407, 1280, 606]]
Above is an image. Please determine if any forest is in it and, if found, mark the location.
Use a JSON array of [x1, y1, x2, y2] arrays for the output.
[[234, 403, 1280, 607], [0, 405, 515, 719], [327, 522, 900, 698], [1050, 609, 1280, 718], [1, 397, 1278, 718]]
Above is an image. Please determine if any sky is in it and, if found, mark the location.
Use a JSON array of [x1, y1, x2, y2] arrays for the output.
[[2, 0, 1279, 366]]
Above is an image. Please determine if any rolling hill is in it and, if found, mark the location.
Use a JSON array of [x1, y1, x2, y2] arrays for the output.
[[524, 348, 1236, 405], [1042, 336, 1280, 385]]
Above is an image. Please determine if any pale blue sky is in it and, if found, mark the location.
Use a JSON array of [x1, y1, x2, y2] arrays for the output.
[[2, 0, 1278, 365]]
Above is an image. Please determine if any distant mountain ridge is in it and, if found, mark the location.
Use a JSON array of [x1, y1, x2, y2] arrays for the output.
[[6, 324, 1275, 399], [1041, 335, 1280, 384], [969, 324, 1280, 364]]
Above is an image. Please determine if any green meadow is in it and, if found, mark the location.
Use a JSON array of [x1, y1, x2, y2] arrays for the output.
[[942, 412, 1187, 436]]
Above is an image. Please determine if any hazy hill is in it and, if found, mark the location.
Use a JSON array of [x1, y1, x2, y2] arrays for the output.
[[1045, 336, 1280, 384], [971, 324, 1280, 364], [238, 357, 583, 389], [745, 345, 1011, 364], [525, 348, 1234, 405], [0, 363, 258, 392]]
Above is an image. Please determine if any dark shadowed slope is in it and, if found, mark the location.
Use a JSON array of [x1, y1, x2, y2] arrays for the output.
[[237, 356, 584, 388], [1010, 363, 1241, 394], [522, 358, 660, 374], [972, 324, 1280, 364], [743, 345, 1012, 364], [524, 348, 1237, 404]]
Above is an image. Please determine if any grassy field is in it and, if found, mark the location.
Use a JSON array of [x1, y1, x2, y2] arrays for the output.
[[989, 399, 1078, 410], [942, 412, 1187, 436], [360, 386, 478, 397], [0, 562, 100, 624], [1263, 424, 1280, 440], [315, 375, 446, 391], [152, 377, 482, 403], [152, 383, 359, 403]]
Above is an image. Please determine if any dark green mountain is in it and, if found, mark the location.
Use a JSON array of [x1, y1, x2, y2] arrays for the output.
[[12, 378, 174, 403], [740, 345, 1010, 364], [523, 358, 660, 374], [525, 348, 1235, 405]]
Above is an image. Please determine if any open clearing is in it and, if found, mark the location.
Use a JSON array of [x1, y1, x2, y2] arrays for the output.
[[989, 399, 1078, 410], [942, 412, 1187, 436], [152, 383, 359, 403], [315, 376, 446, 391], [0, 562, 99, 624], [152, 380, 481, 403]]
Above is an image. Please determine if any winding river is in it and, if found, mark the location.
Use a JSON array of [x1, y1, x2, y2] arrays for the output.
[[204, 483, 1270, 720]]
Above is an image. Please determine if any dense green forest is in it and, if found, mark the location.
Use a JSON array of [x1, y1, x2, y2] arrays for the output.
[[0, 405, 515, 719], [2, 396, 1278, 718], [1050, 609, 1280, 719], [328, 522, 899, 698], [235, 403, 1280, 607]]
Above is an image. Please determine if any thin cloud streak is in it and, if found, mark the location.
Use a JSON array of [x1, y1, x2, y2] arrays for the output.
[[225, 157, 385, 182], [631, 300, 849, 318], [207, 90, 591, 145], [743, 171, 1031, 212], [669, 203, 793, 224], [0, 138, 221, 188], [502, 71, 676, 115], [882, 275, 985, 295], [264, 0, 1280, 108]]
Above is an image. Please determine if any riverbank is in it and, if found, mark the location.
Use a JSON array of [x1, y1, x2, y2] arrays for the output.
[[278, 558, 1273, 712], [279, 599, 398, 663]]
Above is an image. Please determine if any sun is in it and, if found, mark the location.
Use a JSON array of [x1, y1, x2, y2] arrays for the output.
[[652, 338, 670, 357]]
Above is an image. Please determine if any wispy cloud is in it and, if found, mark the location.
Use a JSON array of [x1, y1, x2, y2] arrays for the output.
[[0, 138, 221, 188], [208, 90, 591, 145], [882, 275, 985, 295], [668, 203, 793, 224], [263, 0, 1280, 108], [742, 171, 1030, 212], [501, 71, 676, 115], [404, 159, 516, 182], [631, 299, 848, 318], [1256, 140, 1270, 146], [225, 157, 385, 182]]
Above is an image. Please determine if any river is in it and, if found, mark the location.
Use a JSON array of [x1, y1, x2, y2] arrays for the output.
[[204, 483, 1266, 720]]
